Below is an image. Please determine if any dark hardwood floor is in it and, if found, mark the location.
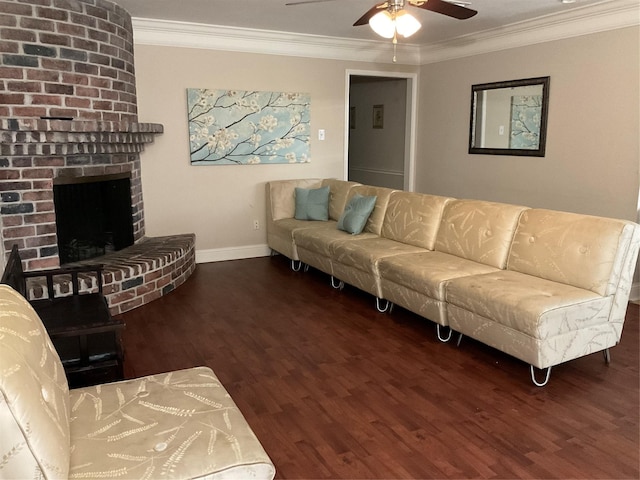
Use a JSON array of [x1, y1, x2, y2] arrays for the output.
[[120, 256, 640, 479]]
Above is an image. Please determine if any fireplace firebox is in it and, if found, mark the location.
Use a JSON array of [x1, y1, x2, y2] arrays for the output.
[[53, 174, 135, 264]]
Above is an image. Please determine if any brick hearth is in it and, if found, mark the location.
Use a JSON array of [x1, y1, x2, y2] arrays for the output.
[[1, 0, 196, 314], [27, 234, 196, 316]]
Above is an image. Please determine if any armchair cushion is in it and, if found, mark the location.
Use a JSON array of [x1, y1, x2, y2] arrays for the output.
[[0, 284, 276, 480], [69, 367, 276, 480], [0, 284, 70, 480]]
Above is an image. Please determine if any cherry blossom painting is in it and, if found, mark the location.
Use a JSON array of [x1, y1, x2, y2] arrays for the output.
[[187, 88, 311, 165], [509, 94, 542, 149]]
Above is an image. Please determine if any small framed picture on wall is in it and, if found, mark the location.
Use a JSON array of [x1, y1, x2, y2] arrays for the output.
[[373, 104, 384, 129]]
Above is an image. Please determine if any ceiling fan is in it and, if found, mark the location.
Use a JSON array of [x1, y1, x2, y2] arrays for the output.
[[286, 0, 477, 62], [285, 0, 478, 26]]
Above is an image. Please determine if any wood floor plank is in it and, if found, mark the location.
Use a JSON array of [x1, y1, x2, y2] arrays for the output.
[[120, 256, 640, 479]]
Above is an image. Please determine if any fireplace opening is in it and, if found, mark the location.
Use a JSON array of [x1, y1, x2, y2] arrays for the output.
[[53, 174, 135, 264]]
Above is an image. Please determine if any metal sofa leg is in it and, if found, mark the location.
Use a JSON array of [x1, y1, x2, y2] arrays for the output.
[[375, 298, 393, 313], [436, 324, 453, 342], [603, 348, 611, 364], [291, 259, 302, 272], [530, 365, 552, 387], [330, 276, 344, 290]]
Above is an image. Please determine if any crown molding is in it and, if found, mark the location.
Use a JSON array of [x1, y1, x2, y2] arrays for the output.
[[131, 0, 639, 66], [419, 0, 640, 64], [131, 18, 421, 65]]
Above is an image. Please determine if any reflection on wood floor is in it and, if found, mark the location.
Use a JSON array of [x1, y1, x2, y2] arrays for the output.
[[120, 255, 640, 479]]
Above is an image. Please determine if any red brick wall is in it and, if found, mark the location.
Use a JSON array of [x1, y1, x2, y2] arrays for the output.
[[0, 0, 162, 270], [0, 0, 137, 122]]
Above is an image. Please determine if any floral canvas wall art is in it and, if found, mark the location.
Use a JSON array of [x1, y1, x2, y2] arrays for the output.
[[187, 88, 311, 165], [509, 94, 542, 149]]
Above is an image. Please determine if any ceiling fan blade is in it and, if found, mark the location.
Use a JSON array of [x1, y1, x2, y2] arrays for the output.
[[411, 0, 477, 20], [353, 2, 388, 26]]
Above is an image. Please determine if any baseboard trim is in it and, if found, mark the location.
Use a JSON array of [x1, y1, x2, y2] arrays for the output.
[[196, 244, 271, 264], [630, 282, 640, 303]]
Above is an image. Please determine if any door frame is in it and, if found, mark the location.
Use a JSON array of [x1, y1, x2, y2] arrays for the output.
[[344, 69, 418, 192]]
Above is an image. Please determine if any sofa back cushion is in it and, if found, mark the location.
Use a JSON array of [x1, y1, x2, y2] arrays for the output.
[[382, 192, 454, 249], [435, 199, 528, 268], [267, 179, 323, 221], [0, 284, 70, 480], [321, 178, 360, 221], [507, 209, 634, 296], [347, 185, 396, 235]]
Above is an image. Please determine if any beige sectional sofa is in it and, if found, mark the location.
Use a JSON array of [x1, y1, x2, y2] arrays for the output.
[[266, 178, 640, 386]]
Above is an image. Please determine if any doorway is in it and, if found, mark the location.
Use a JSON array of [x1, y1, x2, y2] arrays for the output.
[[345, 70, 417, 191]]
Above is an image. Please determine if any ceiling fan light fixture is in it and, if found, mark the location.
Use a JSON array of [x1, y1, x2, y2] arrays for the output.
[[369, 8, 421, 40], [369, 10, 395, 38], [395, 10, 421, 37]]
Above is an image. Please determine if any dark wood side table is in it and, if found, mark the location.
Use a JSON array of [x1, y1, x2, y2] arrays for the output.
[[32, 295, 125, 388], [1, 245, 125, 389]]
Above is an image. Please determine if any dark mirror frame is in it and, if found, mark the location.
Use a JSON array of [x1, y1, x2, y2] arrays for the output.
[[468, 76, 550, 157]]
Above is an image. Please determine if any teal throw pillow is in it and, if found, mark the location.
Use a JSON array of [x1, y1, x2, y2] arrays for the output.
[[337, 193, 377, 235], [294, 186, 330, 221]]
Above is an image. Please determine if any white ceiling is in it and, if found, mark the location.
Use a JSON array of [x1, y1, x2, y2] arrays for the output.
[[112, 0, 619, 46]]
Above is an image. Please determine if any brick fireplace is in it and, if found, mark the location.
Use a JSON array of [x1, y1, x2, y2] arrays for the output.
[[1, 0, 195, 314]]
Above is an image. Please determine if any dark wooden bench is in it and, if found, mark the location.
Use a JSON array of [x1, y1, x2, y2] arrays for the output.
[[1, 245, 125, 387]]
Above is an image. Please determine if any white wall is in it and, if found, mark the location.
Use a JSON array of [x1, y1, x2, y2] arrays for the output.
[[133, 45, 416, 261], [417, 26, 639, 298], [417, 27, 639, 221], [132, 27, 639, 298]]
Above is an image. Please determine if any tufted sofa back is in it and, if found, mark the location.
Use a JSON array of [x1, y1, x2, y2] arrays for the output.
[[382, 191, 454, 249], [435, 199, 528, 269], [507, 209, 638, 297], [321, 178, 361, 221], [266, 178, 323, 222], [0, 284, 70, 479]]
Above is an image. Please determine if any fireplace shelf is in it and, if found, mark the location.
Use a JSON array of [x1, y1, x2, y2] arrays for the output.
[[25, 234, 196, 316], [0, 119, 163, 157]]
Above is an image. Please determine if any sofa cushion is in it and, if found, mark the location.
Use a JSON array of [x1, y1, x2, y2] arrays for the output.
[[507, 209, 633, 297], [294, 186, 330, 221], [331, 238, 427, 298], [268, 218, 338, 260], [446, 270, 611, 341], [321, 178, 360, 221], [337, 193, 377, 234], [294, 226, 378, 257], [378, 251, 498, 301], [381, 191, 453, 249], [435, 200, 527, 269], [0, 284, 70, 480], [69, 367, 276, 480], [332, 238, 426, 271]]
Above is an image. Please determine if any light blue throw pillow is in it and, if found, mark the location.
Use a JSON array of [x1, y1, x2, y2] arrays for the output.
[[294, 186, 330, 221], [337, 193, 377, 235]]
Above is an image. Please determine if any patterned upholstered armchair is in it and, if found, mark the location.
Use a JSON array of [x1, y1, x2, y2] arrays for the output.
[[0, 284, 275, 480]]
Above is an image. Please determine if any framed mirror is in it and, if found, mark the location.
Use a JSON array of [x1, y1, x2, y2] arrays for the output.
[[469, 76, 550, 157]]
